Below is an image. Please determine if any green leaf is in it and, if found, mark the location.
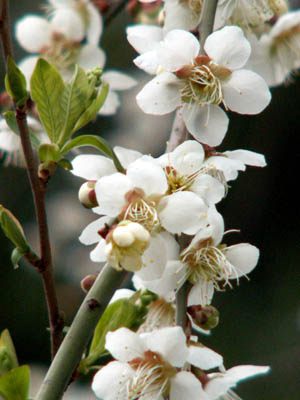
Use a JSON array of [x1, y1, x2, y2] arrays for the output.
[[84, 299, 139, 366], [57, 66, 91, 146], [0, 330, 18, 376], [71, 82, 109, 134], [30, 59, 65, 143], [59, 134, 124, 172], [0, 365, 30, 400], [3, 111, 42, 149], [5, 56, 27, 106]]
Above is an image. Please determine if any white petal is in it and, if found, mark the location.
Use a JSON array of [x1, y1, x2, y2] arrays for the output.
[[188, 279, 215, 306], [170, 371, 209, 400], [90, 240, 106, 262], [50, 9, 85, 42], [225, 365, 271, 382], [159, 191, 208, 235], [114, 146, 142, 169], [127, 157, 167, 196], [204, 155, 245, 181], [205, 365, 270, 398], [137, 234, 168, 280], [0, 121, 21, 151], [16, 16, 51, 53], [187, 344, 223, 370], [110, 289, 135, 303], [191, 174, 225, 205], [71, 154, 115, 180], [168, 140, 205, 175], [92, 361, 134, 400], [126, 24, 163, 54], [86, 3, 103, 45], [159, 29, 200, 71], [164, 0, 200, 32], [137, 72, 181, 115], [205, 26, 251, 69], [102, 70, 137, 90], [105, 328, 146, 362], [19, 56, 38, 87], [77, 44, 106, 70], [95, 173, 133, 216], [224, 244, 259, 279], [182, 104, 229, 147], [98, 90, 120, 116], [79, 216, 111, 245], [144, 326, 188, 367], [134, 51, 160, 75], [224, 149, 266, 167], [223, 69, 271, 114]]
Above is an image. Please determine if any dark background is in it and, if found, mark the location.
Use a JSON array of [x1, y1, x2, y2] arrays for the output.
[[0, 1, 299, 399]]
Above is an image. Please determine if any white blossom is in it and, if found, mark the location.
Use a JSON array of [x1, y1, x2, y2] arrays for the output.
[[92, 326, 223, 400], [132, 26, 271, 146]]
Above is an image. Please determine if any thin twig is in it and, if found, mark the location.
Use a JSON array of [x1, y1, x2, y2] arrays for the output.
[[0, 0, 63, 358], [175, 281, 192, 329], [35, 265, 128, 400], [199, 0, 219, 49], [166, 109, 188, 153]]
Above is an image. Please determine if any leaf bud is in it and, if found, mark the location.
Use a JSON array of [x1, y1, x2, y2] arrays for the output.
[[78, 181, 98, 209], [0, 205, 29, 252], [0, 330, 18, 376], [38, 161, 57, 181], [187, 305, 219, 330]]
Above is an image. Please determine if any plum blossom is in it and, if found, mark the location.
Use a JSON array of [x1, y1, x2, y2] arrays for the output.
[[246, 10, 300, 87], [16, 0, 104, 80], [92, 326, 223, 400], [94, 155, 208, 235], [132, 26, 271, 146], [133, 207, 260, 306]]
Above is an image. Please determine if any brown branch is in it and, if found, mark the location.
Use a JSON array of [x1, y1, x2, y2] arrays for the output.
[[0, 0, 63, 358], [166, 109, 189, 153], [103, 0, 129, 27]]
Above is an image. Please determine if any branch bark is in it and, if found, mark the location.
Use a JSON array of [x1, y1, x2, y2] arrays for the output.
[[0, 0, 63, 359], [35, 265, 128, 400]]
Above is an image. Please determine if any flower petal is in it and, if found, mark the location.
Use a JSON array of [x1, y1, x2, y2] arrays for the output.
[[143, 326, 188, 367], [105, 327, 146, 362], [187, 344, 223, 370], [126, 24, 163, 54], [16, 16, 51, 53], [50, 8, 85, 42], [95, 173, 133, 216], [224, 149, 266, 167], [92, 361, 134, 400], [205, 26, 251, 69], [86, 3, 103, 45], [170, 371, 209, 400], [98, 90, 120, 116], [167, 140, 205, 175], [71, 154, 115, 180], [191, 174, 225, 205], [188, 279, 215, 306], [158, 29, 200, 71], [182, 104, 229, 147], [223, 69, 271, 114], [90, 240, 106, 262], [79, 216, 111, 245], [159, 191, 208, 235], [127, 156, 168, 196], [137, 72, 181, 115], [114, 146, 142, 169], [77, 44, 106, 70], [102, 70, 137, 90], [224, 244, 260, 279]]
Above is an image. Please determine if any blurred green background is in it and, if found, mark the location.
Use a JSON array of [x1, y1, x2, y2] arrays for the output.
[[0, 1, 299, 399]]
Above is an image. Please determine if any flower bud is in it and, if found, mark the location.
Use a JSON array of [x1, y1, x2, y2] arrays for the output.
[[187, 305, 219, 330], [78, 181, 98, 208], [81, 273, 98, 293], [105, 221, 150, 272]]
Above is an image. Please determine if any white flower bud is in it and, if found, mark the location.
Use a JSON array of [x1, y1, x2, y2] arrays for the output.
[[127, 222, 150, 242], [112, 226, 135, 247], [78, 181, 98, 209]]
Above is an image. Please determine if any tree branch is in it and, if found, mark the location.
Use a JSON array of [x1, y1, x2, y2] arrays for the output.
[[199, 0, 219, 49], [104, 0, 128, 27], [35, 265, 128, 400], [0, 0, 63, 359]]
